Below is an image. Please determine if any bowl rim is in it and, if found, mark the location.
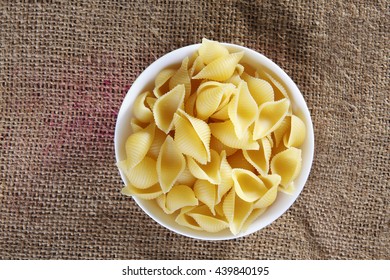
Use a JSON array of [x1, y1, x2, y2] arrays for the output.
[[114, 42, 315, 240]]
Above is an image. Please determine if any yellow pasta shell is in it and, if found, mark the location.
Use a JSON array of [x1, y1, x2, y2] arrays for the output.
[[242, 137, 272, 176], [125, 156, 158, 189], [186, 205, 229, 233], [283, 115, 306, 148], [227, 150, 256, 173], [209, 120, 259, 150], [194, 180, 217, 215], [153, 84, 185, 133], [232, 168, 268, 202], [217, 151, 233, 204], [157, 136, 186, 193], [166, 185, 198, 213], [198, 38, 230, 65], [187, 149, 221, 185], [169, 57, 191, 99], [273, 116, 291, 147], [175, 206, 203, 231], [121, 183, 162, 200], [253, 98, 290, 140], [241, 72, 274, 106], [210, 135, 238, 156], [228, 81, 258, 139], [146, 127, 166, 159], [153, 68, 175, 97], [173, 110, 211, 164], [271, 147, 302, 187], [130, 117, 148, 133], [133, 91, 154, 123], [125, 122, 155, 168], [193, 52, 244, 81]]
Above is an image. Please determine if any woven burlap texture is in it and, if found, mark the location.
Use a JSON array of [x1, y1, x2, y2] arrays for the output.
[[0, 0, 388, 259]]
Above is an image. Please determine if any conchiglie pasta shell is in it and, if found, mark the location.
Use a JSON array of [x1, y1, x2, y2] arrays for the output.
[[193, 52, 244, 82], [198, 38, 229, 65], [264, 72, 289, 101], [147, 128, 166, 159], [125, 156, 158, 189], [273, 116, 291, 147], [210, 135, 238, 156], [217, 151, 233, 203], [175, 206, 203, 231], [145, 96, 157, 110], [173, 110, 211, 164], [187, 149, 221, 184], [169, 57, 191, 99], [186, 205, 229, 233], [153, 84, 185, 133], [133, 91, 154, 123], [189, 54, 205, 77], [209, 120, 259, 150], [253, 184, 278, 209], [232, 168, 268, 202], [210, 102, 230, 121], [196, 82, 235, 120], [243, 137, 272, 176], [283, 115, 306, 148], [125, 123, 155, 168], [157, 136, 186, 193], [184, 92, 197, 116], [222, 188, 254, 235], [271, 147, 302, 187], [130, 117, 148, 133], [153, 68, 175, 97], [121, 183, 162, 200], [227, 150, 256, 173], [156, 194, 174, 214], [176, 167, 197, 186], [228, 81, 258, 138], [241, 207, 267, 232], [194, 180, 217, 215], [166, 185, 198, 212], [223, 71, 242, 87], [241, 72, 274, 106], [253, 98, 290, 140]]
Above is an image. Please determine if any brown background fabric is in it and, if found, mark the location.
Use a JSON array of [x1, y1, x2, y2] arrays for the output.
[[0, 0, 388, 259]]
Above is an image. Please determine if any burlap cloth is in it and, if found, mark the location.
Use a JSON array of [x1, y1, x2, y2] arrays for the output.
[[0, 0, 388, 260]]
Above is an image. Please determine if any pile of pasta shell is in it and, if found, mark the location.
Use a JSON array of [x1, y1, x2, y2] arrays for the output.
[[117, 39, 306, 235]]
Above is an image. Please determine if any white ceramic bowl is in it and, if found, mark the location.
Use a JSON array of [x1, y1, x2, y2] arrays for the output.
[[115, 43, 314, 240]]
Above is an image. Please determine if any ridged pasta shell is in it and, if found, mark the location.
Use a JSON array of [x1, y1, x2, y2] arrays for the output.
[[194, 180, 217, 215], [223, 71, 242, 87], [156, 194, 174, 214], [187, 149, 221, 184], [210, 102, 230, 120], [157, 136, 186, 193], [264, 72, 289, 101], [124, 156, 158, 189], [175, 206, 203, 231], [227, 150, 256, 173], [153, 84, 185, 133], [145, 96, 157, 110], [253, 98, 290, 140], [198, 38, 229, 65], [283, 115, 306, 148], [222, 188, 254, 235], [217, 151, 233, 204], [232, 168, 268, 202], [209, 120, 259, 150], [186, 205, 229, 233], [189, 54, 205, 77], [169, 57, 191, 99], [125, 123, 155, 168], [210, 135, 238, 156], [153, 68, 175, 97], [147, 128, 166, 159], [241, 207, 267, 232], [253, 184, 278, 209], [130, 117, 148, 133], [241, 72, 274, 106], [243, 137, 272, 175], [193, 52, 244, 82], [184, 92, 197, 116], [228, 81, 258, 138], [166, 185, 198, 212], [133, 91, 154, 123], [196, 82, 235, 120], [173, 110, 211, 164], [271, 147, 302, 187], [273, 116, 290, 147], [121, 183, 162, 200]]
